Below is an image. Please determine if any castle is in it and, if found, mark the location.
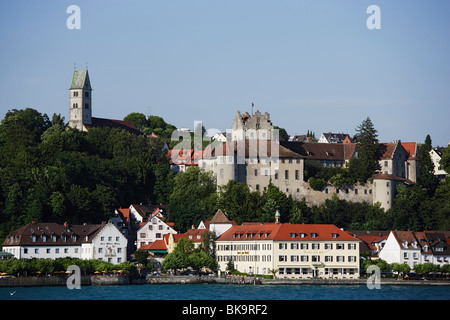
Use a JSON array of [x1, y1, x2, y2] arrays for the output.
[[67, 69, 141, 135], [199, 110, 418, 211]]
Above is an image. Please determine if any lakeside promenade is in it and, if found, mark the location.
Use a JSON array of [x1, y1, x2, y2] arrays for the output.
[[1, 274, 449, 287]]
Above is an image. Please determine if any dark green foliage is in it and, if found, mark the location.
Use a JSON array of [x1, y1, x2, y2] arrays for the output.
[[0, 108, 170, 239]]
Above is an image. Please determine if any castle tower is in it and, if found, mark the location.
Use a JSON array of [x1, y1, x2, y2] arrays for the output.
[[68, 69, 92, 131]]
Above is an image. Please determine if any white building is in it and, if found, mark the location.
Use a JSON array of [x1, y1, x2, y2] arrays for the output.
[[2, 221, 128, 264], [379, 230, 450, 269], [216, 223, 360, 279], [137, 215, 177, 249]]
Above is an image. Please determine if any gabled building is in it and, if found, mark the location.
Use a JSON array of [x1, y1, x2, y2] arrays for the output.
[[318, 132, 350, 144], [137, 215, 177, 249], [379, 230, 450, 269], [198, 209, 236, 237], [2, 220, 128, 264]]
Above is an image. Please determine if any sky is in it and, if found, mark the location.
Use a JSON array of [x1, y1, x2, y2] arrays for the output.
[[0, 0, 449, 146]]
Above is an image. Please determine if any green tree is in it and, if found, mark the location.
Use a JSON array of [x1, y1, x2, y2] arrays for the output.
[[417, 135, 438, 195], [349, 117, 379, 182], [168, 167, 217, 232], [123, 112, 148, 130], [134, 249, 150, 268]]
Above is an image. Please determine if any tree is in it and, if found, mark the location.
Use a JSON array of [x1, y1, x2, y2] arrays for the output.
[[349, 117, 379, 182], [123, 112, 148, 130], [440, 145, 450, 174], [168, 167, 217, 232], [135, 249, 150, 268], [417, 135, 438, 195]]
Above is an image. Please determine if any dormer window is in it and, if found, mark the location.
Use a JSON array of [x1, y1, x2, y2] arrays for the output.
[[71, 235, 77, 242], [31, 235, 37, 242], [41, 235, 47, 242], [300, 233, 306, 238], [290, 233, 296, 239], [311, 233, 318, 238], [403, 241, 408, 248], [52, 235, 57, 242], [62, 235, 67, 242], [332, 233, 338, 239]]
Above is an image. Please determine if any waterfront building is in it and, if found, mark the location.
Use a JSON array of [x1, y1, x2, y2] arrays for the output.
[[2, 220, 128, 264], [216, 223, 360, 279], [379, 230, 450, 269]]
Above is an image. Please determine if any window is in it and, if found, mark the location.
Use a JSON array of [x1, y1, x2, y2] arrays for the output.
[[300, 233, 306, 238], [285, 170, 289, 180], [291, 255, 299, 262], [337, 256, 345, 262], [140, 233, 146, 238], [311, 233, 317, 238], [73, 91, 78, 97], [279, 243, 287, 250], [108, 236, 112, 241], [348, 243, 356, 250], [312, 255, 320, 262], [301, 243, 308, 250], [332, 233, 338, 239], [312, 243, 319, 250], [291, 243, 299, 249], [274, 171, 278, 180], [84, 103, 89, 109], [47, 248, 51, 254], [279, 255, 287, 262], [325, 256, 333, 262], [325, 243, 333, 250], [55, 248, 60, 254], [295, 170, 299, 180], [156, 233, 162, 238], [64, 248, 69, 254], [254, 169, 258, 176], [85, 91, 89, 98], [301, 255, 308, 262], [99, 248, 103, 253], [336, 243, 344, 250], [101, 237, 105, 241]]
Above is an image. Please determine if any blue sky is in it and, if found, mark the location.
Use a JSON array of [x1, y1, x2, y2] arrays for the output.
[[0, 0, 449, 146]]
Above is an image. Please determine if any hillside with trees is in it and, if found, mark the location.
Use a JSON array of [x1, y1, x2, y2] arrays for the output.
[[0, 108, 449, 243]]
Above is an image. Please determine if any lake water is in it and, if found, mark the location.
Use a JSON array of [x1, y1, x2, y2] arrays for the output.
[[1, 283, 449, 300]]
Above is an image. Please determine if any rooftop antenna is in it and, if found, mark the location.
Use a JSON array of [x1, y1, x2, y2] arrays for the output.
[[85, 62, 88, 70]]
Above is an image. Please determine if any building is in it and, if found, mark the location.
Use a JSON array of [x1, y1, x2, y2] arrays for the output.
[[198, 209, 236, 238], [137, 215, 177, 249], [379, 230, 450, 269], [349, 230, 389, 258], [372, 174, 414, 211], [377, 141, 418, 183], [231, 110, 274, 141], [318, 132, 350, 144], [430, 147, 448, 180], [67, 69, 141, 135], [216, 223, 360, 279], [2, 220, 128, 264]]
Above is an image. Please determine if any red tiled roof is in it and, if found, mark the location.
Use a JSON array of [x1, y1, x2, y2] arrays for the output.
[[401, 142, 417, 160], [217, 223, 359, 242]]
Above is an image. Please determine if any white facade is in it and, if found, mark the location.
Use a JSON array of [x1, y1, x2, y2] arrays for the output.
[[2, 221, 128, 264], [137, 216, 177, 249], [85, 222, 128, 264]]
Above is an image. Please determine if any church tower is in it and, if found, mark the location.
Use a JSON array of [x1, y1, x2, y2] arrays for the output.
[[68, 69, 92, 131]]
